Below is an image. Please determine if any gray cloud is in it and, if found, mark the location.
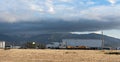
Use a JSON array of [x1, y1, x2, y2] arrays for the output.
[[0, 19, 120, 34], [0, 0, 120, 35]]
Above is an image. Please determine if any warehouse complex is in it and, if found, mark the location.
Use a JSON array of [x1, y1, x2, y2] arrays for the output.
[[46, 39, 104, 49], [60, 39, 102, 49]]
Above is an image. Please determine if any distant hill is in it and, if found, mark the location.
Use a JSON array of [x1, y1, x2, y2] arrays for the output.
[[0, 33, 120, 48]]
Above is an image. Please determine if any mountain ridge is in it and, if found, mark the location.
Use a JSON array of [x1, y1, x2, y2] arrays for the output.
[[0, 33, 120, 48]]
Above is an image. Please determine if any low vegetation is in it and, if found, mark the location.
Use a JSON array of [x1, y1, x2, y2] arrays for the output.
[[22, 42, 45, 49], [104, 51, 120, 55], [0, 49, 120, 62]]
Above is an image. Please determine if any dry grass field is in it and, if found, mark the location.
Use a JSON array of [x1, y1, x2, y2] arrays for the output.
[[0, 49, 120, 62]]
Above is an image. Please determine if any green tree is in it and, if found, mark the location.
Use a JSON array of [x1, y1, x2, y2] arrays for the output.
[[24, 42, 37, 49]]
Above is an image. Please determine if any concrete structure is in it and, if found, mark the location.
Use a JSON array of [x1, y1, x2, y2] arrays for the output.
[[0, 41, 5, 49], [116, 47, 120, 50], [46, 39, 103, 49], [46, 42, 60, 49], [103, 47, 111, 50], [60, 39, 102, 49], [12, 46, 21, 49], [46, 44, 53, 48]]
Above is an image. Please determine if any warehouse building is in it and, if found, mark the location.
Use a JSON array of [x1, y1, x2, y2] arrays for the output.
[[46, 42, 60, 49], [116, 47, 120, 50], [59, 39, 103, 49], [0, 41, 5, 49], [46, 39, 103, 49]]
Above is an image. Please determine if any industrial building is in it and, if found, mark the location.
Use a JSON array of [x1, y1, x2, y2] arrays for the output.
[[46, 39, 103, 49], [116, 47, 120, 50], [12, 46, 21, 49], [46, 42, 60, 49], [0, 41, 5, 49], [60, 39, 102, 49]]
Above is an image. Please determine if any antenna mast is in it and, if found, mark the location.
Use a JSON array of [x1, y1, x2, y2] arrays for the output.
[[102, 30, 104, 49]]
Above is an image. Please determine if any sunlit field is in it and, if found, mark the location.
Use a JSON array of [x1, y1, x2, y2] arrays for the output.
[[0, 49, 120, 62]]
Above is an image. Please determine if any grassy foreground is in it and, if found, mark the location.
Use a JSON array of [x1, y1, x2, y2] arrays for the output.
[[0, 49, 120, 62]]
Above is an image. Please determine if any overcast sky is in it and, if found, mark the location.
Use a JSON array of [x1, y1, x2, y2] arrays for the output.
[[0, 0, 120, 38]]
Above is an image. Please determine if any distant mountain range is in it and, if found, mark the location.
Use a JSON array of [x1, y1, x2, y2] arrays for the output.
[[0, 33, 120, 48]]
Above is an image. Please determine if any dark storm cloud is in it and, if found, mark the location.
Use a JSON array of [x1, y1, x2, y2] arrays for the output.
[[0, 19, 120, 34]]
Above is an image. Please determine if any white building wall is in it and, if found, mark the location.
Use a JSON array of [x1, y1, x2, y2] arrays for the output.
[[12, 46, 21, 49], [46, 42, 60, 48], [0, 41, 5, 49], [46, 44, 53, 48], [117, 47, 120, 50], [62, 39, 102, 47]]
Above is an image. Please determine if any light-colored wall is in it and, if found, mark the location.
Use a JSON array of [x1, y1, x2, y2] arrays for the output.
[[0, 41, 5, 48], [62, 39, 102, 47]]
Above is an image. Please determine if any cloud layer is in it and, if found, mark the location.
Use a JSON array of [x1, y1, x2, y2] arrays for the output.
[[0, 19, 120, 34], [0, 0, 120, 34]]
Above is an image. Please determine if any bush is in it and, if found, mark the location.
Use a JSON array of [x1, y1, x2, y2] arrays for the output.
[[105, 52, 120, 55], [23, 42, 46, 49]]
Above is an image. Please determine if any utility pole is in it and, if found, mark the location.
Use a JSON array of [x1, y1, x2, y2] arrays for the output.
[[101, 30, 104, 49]]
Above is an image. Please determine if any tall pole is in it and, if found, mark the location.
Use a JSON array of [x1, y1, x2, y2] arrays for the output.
[[102, 30, 104, 49]]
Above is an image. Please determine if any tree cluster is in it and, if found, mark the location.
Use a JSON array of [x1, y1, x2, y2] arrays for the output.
[[23, 42, 45, 49]]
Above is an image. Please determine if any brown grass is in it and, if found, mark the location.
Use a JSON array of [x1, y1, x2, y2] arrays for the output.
[[0, 49, 120, 62]]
